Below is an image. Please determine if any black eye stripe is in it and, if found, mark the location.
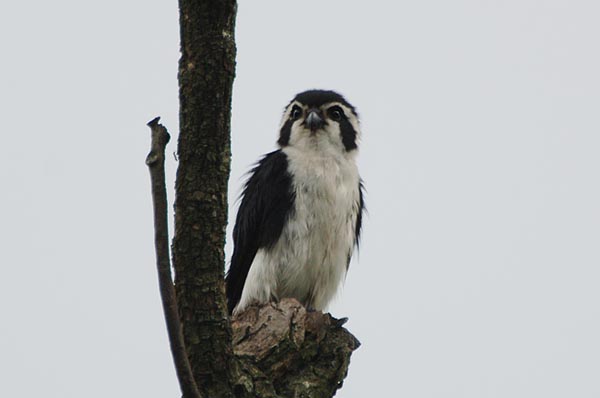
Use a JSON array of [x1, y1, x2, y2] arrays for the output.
[[339, 117, 358, 151], [278, 118, 294, 147]]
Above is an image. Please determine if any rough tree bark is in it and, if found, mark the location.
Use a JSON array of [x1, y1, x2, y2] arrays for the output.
[[149, 1, 362, 397], [173, 1, 237, 396], [231, 299, 360, 398]]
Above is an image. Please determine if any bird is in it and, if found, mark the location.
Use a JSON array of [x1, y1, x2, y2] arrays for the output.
[[226, 89, 364, 315]]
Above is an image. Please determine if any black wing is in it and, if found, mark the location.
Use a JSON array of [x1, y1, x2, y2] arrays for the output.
[[348, 180, 365, 268], [225, 150, 295, 314], [355, 180, 365, 247]]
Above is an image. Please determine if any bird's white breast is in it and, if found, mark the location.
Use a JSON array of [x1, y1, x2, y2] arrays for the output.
[[235, 144, 360, 313]]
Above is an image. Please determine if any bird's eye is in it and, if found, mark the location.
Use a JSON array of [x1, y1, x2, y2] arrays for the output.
[[290, 106, 302, 120], [328, 106, 344, 122]]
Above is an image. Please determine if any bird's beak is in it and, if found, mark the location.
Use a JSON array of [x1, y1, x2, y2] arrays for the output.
[[305, 109, 325, 132]]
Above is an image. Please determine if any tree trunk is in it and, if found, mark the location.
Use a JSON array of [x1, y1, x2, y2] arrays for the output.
[[173, 1, 237, 396]]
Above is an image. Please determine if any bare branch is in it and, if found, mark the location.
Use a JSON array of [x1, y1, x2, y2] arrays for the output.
[[146, 117, 202, 398]]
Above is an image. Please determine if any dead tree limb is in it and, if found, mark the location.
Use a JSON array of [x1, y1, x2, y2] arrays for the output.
[[145, 117, 202, 398]]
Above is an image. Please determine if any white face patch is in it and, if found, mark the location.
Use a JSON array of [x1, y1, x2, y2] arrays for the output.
[[278, 101, 361, 155]]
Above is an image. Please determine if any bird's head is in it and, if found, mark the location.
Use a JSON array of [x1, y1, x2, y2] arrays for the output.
[[277, 90, 360, 153]]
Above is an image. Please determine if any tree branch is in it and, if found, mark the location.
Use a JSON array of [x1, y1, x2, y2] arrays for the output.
[[146, 117, 202, 398]]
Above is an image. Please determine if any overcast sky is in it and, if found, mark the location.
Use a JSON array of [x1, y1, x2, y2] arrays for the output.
[[1, 1, 599, 397]]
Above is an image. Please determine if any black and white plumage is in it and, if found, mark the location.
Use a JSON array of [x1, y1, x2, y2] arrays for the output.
[[226, 89, 364, 315]]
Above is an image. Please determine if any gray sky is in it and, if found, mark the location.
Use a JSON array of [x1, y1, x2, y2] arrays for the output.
[[1, 1, 599, 397]]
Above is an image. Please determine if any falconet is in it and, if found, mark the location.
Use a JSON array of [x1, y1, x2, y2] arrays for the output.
[[226, 89, 364, 315]]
